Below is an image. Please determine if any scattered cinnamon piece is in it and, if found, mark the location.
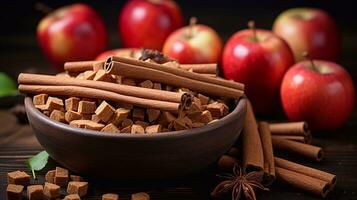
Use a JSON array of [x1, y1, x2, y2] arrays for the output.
[[50, 110, 65, 123], [54, 167, 68, 187], [6, 184, 23, 200], [78, 100, 96, 114], [7, 170, 30, 186], [27, 185, 43, 200], [159, 111, 176, 126], [91, 114, 101, 123], [84, 70, 96, 80], [43, 182, 60, 199], [197, 94, 209, 105], [102, 193, 119, 200], [33, 94, 48, 105], [93, 61, 104, 72], [46, 97, 64, 112], [64, 194, 81, 200], [122, 118, 134, 128], [153, 83, 161, 90], [186, 97, 202, 115], [101, 123, 120, 133], [67, 181, 88, 197], [173, 117, 192, 131], [94, 69, 113, 82], [70, 175, 83, 182], [45, 170, 55, 183], [131, 192, 150, 200], [121, 125, 132, 133]]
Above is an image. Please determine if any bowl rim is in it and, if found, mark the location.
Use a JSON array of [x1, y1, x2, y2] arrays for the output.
[[25, 97, 246, 140]]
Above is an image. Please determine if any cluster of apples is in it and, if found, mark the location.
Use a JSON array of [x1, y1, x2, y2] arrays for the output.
[[37, 1, 355, 131]]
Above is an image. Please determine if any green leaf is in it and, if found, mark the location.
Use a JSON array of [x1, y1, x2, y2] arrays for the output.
[[27, 151, 49, 179]]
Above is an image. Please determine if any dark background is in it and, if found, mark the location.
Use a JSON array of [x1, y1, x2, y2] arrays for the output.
[[0, 0, 357, 83]]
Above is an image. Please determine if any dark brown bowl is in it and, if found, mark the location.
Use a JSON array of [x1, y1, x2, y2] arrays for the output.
[[24, 97, 246, 179]]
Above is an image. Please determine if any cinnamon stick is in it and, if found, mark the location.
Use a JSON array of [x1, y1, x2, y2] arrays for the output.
[[242, 100, 264, 172], [258, 121, 275, 184], [105, 61, 244, 99], [19, 85, 183, 112], [179, 63, 217, 74], [272, 137, 323, 161], [276, 166, 330, 198], [18, 73, 188, 104], [269, 121, 310, 136], [272, 135, 308, 143], [105, 56, 244, 90], [64, 61, 104, 72], [275, 157, 336, 188]]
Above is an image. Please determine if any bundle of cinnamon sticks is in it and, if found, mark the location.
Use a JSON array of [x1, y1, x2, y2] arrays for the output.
[[217, 100, 336, 198]]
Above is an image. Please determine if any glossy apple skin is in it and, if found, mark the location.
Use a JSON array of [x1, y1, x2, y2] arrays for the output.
[[281, 60, 355, 131], [95, 48, 141, 61], [119, 0, 183, 50], [273, 8, 341, 62], [162, 24, 222, 64], [37, 4, 107, 70], [222, 29, 294, 115]]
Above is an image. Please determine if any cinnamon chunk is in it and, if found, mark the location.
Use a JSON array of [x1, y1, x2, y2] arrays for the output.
[[133, 108, 145, 121], [45, 170, 55, 183], [139, 80, 154, 88], [135, 121, 149, 128], [33, 94, 48, 105], [7, 170, 30, 186], [94, 69, 113, 82], [54, 167, 68, 187], [131, 192, 150, 200], [109, 108, 131, 126], [6, 184, 24, 200], [95, 101, 115, 123], [145, 125, 162, 134], [189, 110, 212, 124], [186, 97, 202, 115], [70, 175, 83, 182], [64, 194, 81, 200], [43, 182, 60, 199], [46, 97, 64, 112], [121, 125, 132, 133], [83, 70, 96, 80], [207, 102, 229, 117], [158, 111, 176, 126], [101, 123, 120, 133], [65, 97, 80, 111], [173, 117, 192, 131], [131, 124, 145, 134], [122, 119, 133, 128], [70, 120, 105, 131], [91, 114, 101, 123], [198, 94, 209, 105], [67, 181, 88, 197], [102, 193, 119, 200], [78, 100, 96, 114], [153, 83, 161, 90], [50, 110, 65, 123], [147, 109, 160, 122], [27, 185, 43, 200], [65, 110, 82, 123]]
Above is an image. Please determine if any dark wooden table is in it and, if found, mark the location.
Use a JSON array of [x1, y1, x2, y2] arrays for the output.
[[1, 1, 357, 199]]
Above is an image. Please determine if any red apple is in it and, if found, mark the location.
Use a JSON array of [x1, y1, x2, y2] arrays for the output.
[[222, 22, 295, 115], [281, 57, 355, 131], [162, 17, 222, 64], [119, 0, 183, 50], [273, 8, 341, 62], [37, 3, 107, 70], [95, 48, 142, 61]]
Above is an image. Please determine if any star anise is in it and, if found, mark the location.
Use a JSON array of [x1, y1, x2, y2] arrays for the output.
[[211, 164, 269, 200], [138, 49, 176, 64]]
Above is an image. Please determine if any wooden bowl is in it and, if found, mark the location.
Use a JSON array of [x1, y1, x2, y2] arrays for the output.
[[24, 97, 246, 179]]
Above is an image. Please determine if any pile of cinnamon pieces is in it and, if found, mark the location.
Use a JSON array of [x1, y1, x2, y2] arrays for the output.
[[216, 100, 336, 198], [18, 49, 245, 134]]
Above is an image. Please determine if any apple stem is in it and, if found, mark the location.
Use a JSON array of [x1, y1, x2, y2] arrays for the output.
[[188, 17, 197, 38], [35, 2, 52, 14], [302, 52, 318, 71], [248, 20, 258, 42]]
